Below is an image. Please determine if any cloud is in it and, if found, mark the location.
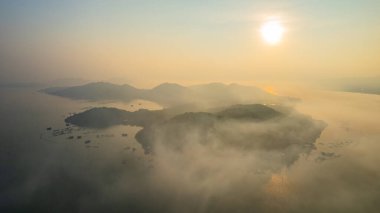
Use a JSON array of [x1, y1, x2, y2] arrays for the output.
[[3, 86, 380, 213]]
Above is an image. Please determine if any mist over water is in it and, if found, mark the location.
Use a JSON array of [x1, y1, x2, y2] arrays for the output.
[[1, 85, 379, 212], [267, 86, 380, 212]]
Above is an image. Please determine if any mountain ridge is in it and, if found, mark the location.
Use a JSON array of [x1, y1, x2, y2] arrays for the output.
[[41, 82, 290, 107]]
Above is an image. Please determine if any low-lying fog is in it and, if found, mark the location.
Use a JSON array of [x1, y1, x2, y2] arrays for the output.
[[0, 84, 379, 213]]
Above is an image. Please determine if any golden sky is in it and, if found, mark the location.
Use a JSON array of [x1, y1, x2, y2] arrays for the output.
[[1, 0, 380, 86]]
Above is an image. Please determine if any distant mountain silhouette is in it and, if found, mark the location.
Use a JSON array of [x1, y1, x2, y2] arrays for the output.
[[147, 83, 194, 105], [43, 82, 142, 101], [42, 82, 289, 106]]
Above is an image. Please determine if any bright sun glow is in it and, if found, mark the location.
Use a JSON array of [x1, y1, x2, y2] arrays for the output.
[[260, 20, 285, 45]]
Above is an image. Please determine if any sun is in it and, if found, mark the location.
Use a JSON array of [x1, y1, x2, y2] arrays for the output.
[[260, 20, 285, 45]]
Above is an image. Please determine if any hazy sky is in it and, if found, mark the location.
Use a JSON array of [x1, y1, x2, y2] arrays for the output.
[[1, 0, 380, 86]]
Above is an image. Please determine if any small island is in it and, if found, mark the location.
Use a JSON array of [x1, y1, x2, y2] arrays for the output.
[[65, 104, 326, 168]]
